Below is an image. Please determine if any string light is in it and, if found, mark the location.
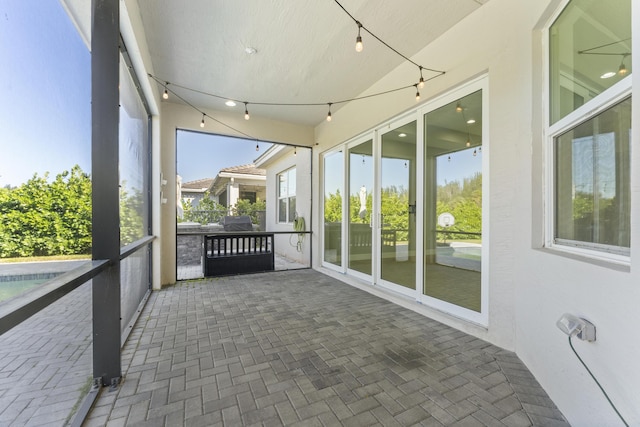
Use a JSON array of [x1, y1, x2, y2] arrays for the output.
[[334, 0, 444, 82], [466, 139, 471, 147], [149, 0, 449, 127], [473, 148, 477, 156], [418, 66, 425, 89], [200, 113, 205, 128], [455, 103, 463, 113], [244, 102, 250, 120], [618, 55, 628, 76], [162, 82, 169, 99], [256, 143, 260, 151], [355, 21, 363, 52], [150, 74, 442, 124], [294, 147, 297, 156]]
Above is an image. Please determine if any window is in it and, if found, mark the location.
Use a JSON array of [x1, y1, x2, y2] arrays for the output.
[[555, 99, 631, 254], [277, 168, 296, 223], [549, 0, 632, 257]]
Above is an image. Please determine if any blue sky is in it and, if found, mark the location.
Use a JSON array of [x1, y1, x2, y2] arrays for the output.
[[0, 0, 91, 187], [177, 131, 273, 183], [0, 1, 264, 188]]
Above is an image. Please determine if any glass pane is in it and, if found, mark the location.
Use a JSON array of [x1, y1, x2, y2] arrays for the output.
[[550, 0, 631, 123], [289, 196, 296, 223], [119, 55, 150, 246], [381, 123, 416, 289], [323, 151, 343, 266], [424, 91, 482, 312], [278, 174, 286, 197], [120, 245, 150, 334], [288, 168, 297, 196], [278, 199, 287, 222], [348, 140, 373, 275], [555, 97, 631, 251]]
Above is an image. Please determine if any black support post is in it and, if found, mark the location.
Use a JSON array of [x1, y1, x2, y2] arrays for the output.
[[91, 0, 121, 386]]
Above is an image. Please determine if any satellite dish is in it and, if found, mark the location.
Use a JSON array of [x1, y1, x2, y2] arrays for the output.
[[437, 212, 455, 228]]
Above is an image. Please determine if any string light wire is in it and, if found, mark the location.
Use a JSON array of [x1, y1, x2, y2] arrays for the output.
[[155, 75, 258, 141], [333, 0, 445, 81], [150, 3, 447, 129]]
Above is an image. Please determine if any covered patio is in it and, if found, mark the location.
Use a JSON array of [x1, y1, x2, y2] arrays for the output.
[[79, 270, 566, 426], [1, 0, 638, 425]]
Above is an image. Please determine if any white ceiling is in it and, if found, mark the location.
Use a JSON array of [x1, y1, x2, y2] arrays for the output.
[[135, 0, 490, 127]]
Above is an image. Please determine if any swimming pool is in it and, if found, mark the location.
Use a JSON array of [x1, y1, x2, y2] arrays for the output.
[[0, 274, 60, 302]]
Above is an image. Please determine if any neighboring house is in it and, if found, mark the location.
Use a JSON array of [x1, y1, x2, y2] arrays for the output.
[[255, 145, 311, 265], [180, 177, 214, 208], [209, 164, 266, 209]]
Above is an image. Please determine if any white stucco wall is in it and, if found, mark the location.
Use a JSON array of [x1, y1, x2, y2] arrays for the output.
[[311, 0, 639, 425], [261, 147, 313, 265]]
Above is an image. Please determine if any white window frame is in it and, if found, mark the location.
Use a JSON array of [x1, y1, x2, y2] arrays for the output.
[[277, 167, 296, 223], [544, 0, 633, 264]]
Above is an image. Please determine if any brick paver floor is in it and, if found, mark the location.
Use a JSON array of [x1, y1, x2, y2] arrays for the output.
[[0, 282, 93, 426], [85, 270, 569, 426]]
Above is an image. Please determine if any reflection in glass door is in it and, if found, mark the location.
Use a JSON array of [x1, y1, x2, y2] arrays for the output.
[[348, 140, 373, 276], [323, 150, 343, 267], [424, 90, 482, 312], [380, 121, 416, 289]]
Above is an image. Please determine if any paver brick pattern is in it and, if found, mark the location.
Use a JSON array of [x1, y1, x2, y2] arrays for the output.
[[86, 270, 569, 426], [0, 282, 92, 427]]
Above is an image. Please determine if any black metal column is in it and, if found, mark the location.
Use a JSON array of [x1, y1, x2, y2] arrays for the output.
[[91, 0, 121, 387]]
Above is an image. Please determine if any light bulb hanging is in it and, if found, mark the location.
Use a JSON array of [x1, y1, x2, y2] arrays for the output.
[[256, 143, 260, 152], [200, 113, 205, 128], [455, 103, 463, 113], [415, 85, 420, 102], [162, 82, 169, 100], [355, 21, 363, 52], [466, 139, 471, 147], [418, 66, 425, 89], [294, 147, 297, 156], [327, 103, 333, 122], [618, 55, 629, 76], [244, 102, 250, 120], [473, 149, 477, 157]]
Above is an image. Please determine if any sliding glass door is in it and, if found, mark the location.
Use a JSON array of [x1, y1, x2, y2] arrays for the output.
[[321, 77, 487, 324], [347, 139, 373, 278], [379, 119, 417, 292], [423, 89, 485, 319]]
